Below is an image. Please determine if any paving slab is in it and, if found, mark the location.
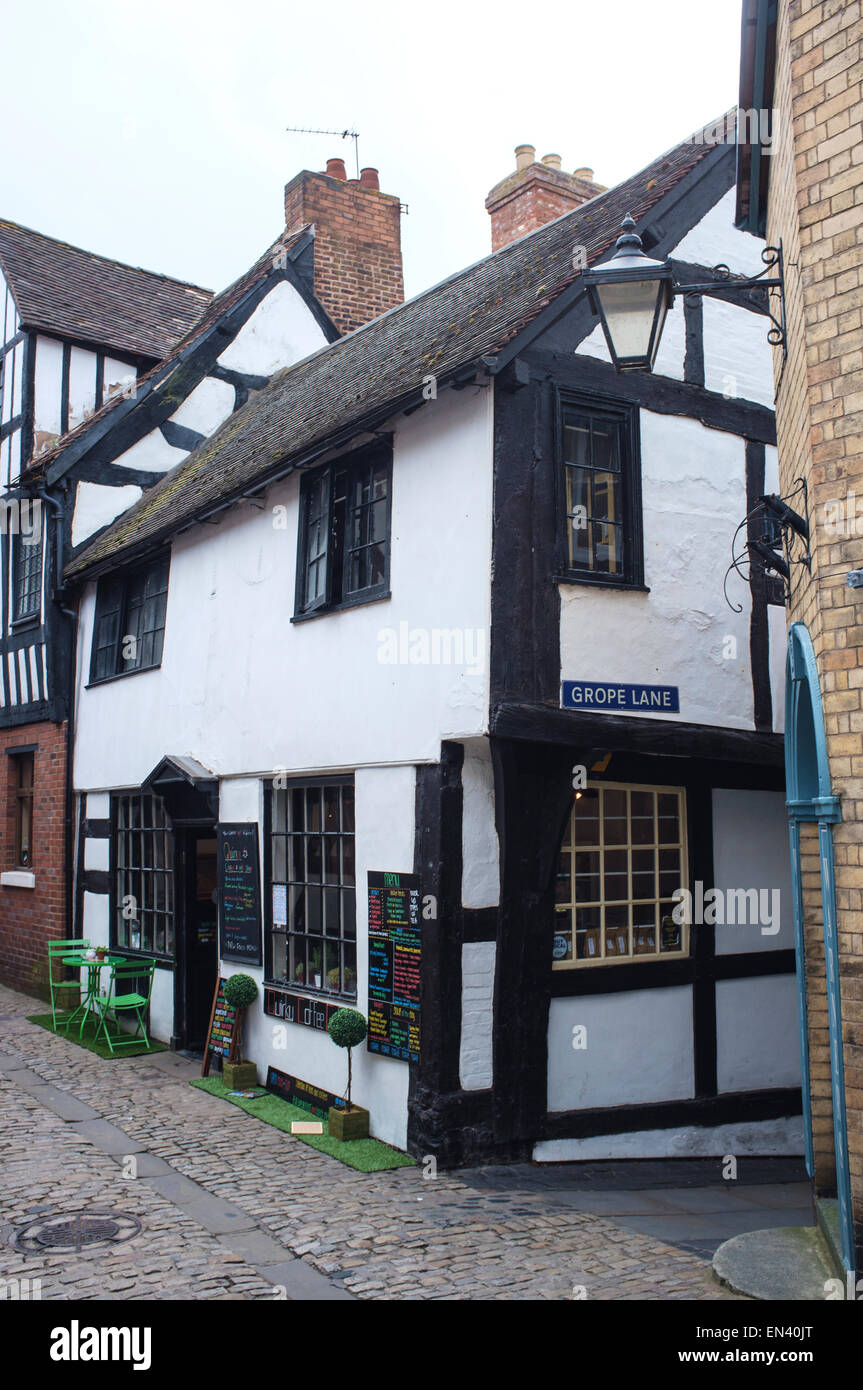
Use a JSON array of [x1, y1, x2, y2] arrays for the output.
[[20, 1084, 99, 1121], [107, 1151, 176, 1177], [618, 1209, 814, 1248], [254, 1259, 355, 1300], [68, 1118, 145, 1153], [142, 1174, 256, 1236]]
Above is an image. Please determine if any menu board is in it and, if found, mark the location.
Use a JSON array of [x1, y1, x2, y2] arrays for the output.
[[217, 823, 262, 965], [367, 870, 421, 1062], [201, 977, 240, 1076]]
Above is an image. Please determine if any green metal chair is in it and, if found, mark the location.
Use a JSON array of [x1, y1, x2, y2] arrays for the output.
[[92, 962, 156, 1054], [47, 939, 90, 1030]]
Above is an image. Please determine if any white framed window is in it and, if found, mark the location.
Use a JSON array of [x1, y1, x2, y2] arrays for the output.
[[553, 782, 689, 968]]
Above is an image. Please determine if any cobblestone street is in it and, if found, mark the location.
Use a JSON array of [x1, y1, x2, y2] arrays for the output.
[[0, 983, 750, 1301]]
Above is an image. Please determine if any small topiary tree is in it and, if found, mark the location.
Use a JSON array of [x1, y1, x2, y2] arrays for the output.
[[224, 974, 258, 1062], [328, 1007, 367, 1110]]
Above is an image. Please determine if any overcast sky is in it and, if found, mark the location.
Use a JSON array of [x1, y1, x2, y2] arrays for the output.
[[6, 0, 744, 302]]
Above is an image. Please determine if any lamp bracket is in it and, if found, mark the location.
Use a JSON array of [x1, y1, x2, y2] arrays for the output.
[[673, 244, 787, 360], [724, 476, 810, 611]]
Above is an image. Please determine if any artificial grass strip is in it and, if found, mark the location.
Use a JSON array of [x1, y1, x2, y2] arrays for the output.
[[191, 1077, 415, 1172], [27, 1013, 167, 1059]]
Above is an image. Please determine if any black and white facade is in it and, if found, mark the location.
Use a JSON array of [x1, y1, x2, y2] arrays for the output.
[[64, 124, 803, 1164]]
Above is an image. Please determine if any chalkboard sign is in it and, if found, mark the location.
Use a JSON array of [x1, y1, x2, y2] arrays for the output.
[[201, 977, 240, 1076], [367, 869, 421, 1062], [266, 1065, 345, 1116], [217, 823, 262, 965]]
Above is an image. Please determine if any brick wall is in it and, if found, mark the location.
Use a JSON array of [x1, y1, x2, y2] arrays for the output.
[[284, 167, 404, 334], [0, 720, 69, 1000], [767, 0, 863, 1254]]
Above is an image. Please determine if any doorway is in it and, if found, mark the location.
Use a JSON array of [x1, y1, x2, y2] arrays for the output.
[[180, 830, 219, 1051]]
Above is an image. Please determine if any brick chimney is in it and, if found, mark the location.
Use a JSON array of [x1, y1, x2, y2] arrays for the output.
[[284, 160, 404, 333], [485, 147, 606, 251]]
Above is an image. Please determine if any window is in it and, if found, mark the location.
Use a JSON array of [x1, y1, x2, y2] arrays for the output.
[[112, 793, 174, 957], [559, 396, 643, 587], [12, 752, 34, 867], [12, 532, 43, 622], [268, 780, 356, 997], [295, 445, 391, 616], [553, 783, 688, 967], [90, 555, 170, 681]]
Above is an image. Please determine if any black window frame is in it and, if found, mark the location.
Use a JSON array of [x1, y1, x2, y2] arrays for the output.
[[264, 775, 357, 1002], [555, 390, 645, 591], [88, 553, 171, 684], [11, 528, 43, 625], [293, 441, 392, 619], [109, 791, 175, 962], [10, 749, 35, 868]]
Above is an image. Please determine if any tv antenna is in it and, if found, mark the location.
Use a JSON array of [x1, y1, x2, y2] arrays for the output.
[[285, 125, 360, 179]]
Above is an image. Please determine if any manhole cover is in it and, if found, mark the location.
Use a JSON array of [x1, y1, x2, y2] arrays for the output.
[[12, 1210, 141, 1254]]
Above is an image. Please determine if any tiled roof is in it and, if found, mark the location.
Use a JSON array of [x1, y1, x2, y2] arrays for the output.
[[0, 220, 212, 360], [28, 225, 314, 480], [66, 115, 730, 581]]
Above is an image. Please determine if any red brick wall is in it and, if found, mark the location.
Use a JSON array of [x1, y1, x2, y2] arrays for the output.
[[284, 169, 404, 334], [0, 720, 69, 1000]]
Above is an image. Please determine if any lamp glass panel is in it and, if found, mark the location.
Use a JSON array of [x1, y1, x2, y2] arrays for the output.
[[597, 279, 666, 362]]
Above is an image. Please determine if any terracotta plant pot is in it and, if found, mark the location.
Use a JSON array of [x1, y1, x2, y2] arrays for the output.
[[328, 1104, 369, 1142], [222, 1059, 258, 1089]]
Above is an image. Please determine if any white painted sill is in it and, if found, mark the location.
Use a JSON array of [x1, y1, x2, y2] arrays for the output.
[[0, 870, 36, 889]]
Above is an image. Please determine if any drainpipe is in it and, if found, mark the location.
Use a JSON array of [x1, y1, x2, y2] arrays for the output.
[[37, 484, 78, 943]]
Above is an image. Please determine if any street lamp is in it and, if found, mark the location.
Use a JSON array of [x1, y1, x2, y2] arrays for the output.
[[583, 215, 787, 373], [582, 216, 674, 373]]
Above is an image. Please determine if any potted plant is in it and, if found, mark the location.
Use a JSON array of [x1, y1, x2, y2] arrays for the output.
[[310, 946, 322, 989], [327, 1007, 369, 1141], [221, 973, 259, 1090], [327, 966, 340, 990]]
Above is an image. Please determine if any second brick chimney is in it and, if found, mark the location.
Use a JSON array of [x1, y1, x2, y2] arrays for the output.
[[485, 147, 606, 251], [284, 160, 404, 334]]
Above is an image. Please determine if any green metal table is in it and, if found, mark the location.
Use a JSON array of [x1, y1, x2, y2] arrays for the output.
[[58, 954, 129, 1037]]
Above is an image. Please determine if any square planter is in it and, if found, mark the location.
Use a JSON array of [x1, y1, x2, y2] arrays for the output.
[[328, 1104, 369, 1142], [223, 1059, 258, 1089]]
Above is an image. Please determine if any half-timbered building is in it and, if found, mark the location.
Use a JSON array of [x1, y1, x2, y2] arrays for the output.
[[62, 120, 803, 1166], [0, 223, 211, 996]]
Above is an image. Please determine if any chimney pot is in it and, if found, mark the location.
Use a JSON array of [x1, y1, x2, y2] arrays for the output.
[[326, 157, 347, 180], [486, 153, 604, 251], [360, 167, 380, 190], [515, 144, 535, 172]]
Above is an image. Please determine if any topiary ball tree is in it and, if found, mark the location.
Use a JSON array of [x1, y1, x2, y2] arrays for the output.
[[328, 1007, 367, 1110], [224, 974, 258, 1061]]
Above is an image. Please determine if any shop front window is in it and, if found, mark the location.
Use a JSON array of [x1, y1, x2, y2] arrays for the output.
[[267, 780, 356, 997], [553, 782, 688, 967], [112, 793, 175, 957]]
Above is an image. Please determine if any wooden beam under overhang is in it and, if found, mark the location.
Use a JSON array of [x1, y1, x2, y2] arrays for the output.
[[491, 700, 784, 767]]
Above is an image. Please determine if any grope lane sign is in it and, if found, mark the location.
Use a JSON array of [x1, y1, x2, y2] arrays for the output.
[[562, 681, 680, 713]]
